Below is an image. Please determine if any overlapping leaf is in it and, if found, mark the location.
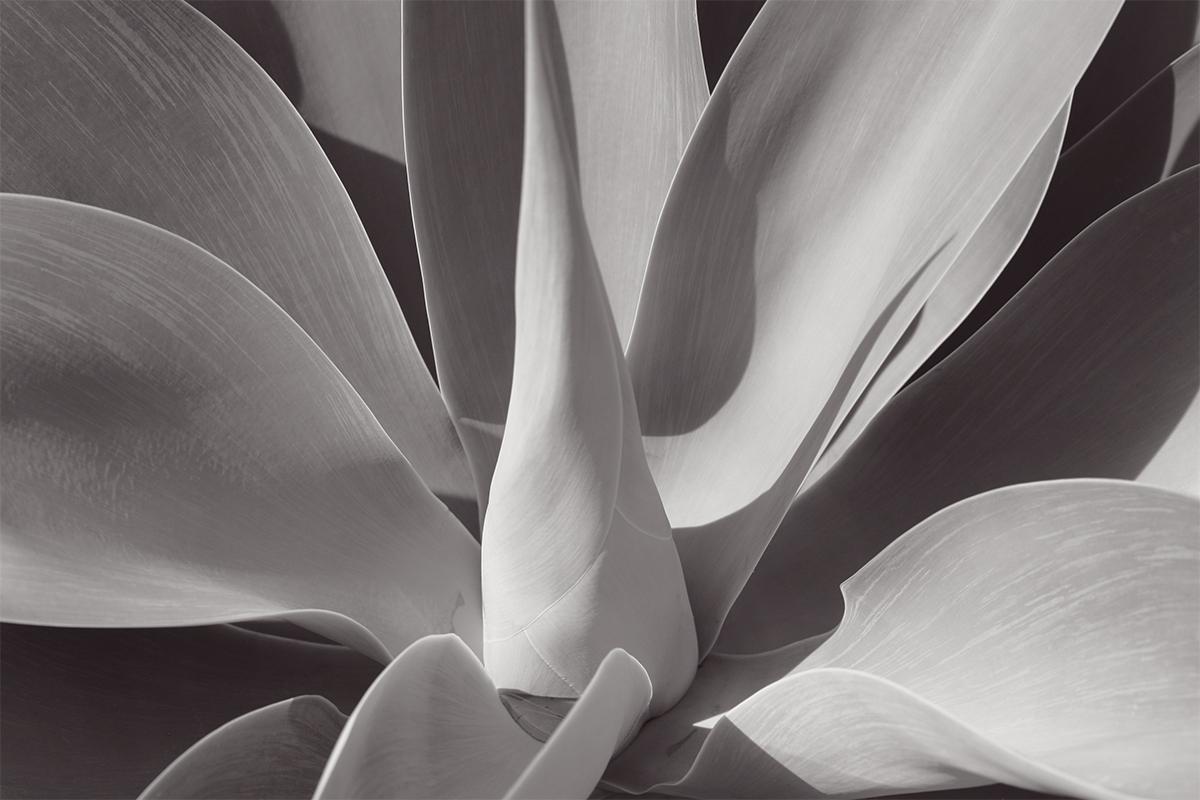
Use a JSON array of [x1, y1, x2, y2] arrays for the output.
[[0, 0, 471, 507], [480, 0, 696, 714], [610, 480, 1199, 800], [0, 195, 481, 658], [625, 0, 1121, 652], [404, 0, 706, 505], [721, 165, 1199, 654]]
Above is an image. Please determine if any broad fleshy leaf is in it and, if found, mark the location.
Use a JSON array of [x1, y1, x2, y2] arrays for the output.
[[506, 649, 651, 800], [720, 165, 1199, 654], [613, 480, 1199, 800], [313, 634, 539, 799], [404, 0, 706, 505], [625, 0, 1120, 653], [0, 624, 378, 800], [918, 42, 1199, 379], [811, 104, 1069, 479], [480, 0, 696, 714], [140, 696, 345, 800], [0, 0, 472, 506], [0, 195, 481, 657]]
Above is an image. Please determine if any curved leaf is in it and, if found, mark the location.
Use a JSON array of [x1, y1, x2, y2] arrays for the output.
[[0, 0, 471, 504], [313, 635, 539, 799], [480, 0, 696, 714], [720, 166, 1199, 654], [404, 0, 706, 505], [0, 195, 481, 657], [621, 480, 1199, 800], [812, 104, 1069, 479], [506, 649, 652, 800], [625, 0, 1120, 653], [0, 624, 378, 800], [140, 696, 345, 800]]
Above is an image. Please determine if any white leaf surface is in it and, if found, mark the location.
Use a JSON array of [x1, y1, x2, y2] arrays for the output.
[[0, 0, 471, 505], [720, 165, 1199, 654], [140, 696, 345, 800], [617, 480, 1199, 800], [481, 0, 696, 714], [625, 0, 1120, 653], [811, 104, 1069, 480], [404, 0, 706, 505], [0, 195, 481, 659], [313, 635, 539, 799], [506, 649, 652, 800]]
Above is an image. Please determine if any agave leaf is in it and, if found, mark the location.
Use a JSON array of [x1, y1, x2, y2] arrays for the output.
[[719, 165, 1199, 654], [404, 0, 706, 506], [139, 696, 344, 800], [0, 624, 378, 800], [614, 480, 1199, 800], [1063, 0, 1200, 147], [605, 633, 831, 794], [919, 42, 1199, 379], [480, 0, 696, 714], [811, 104, 1069, 480], [0, 195, 481, 657], [0, 0, 471, 507], [505, 649, 652, 800], [313, 634, 539, 799], [624, 0, 1120, 653]]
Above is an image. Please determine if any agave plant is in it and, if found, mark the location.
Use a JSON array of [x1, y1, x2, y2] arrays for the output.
[[1, 0, 1197, 798]]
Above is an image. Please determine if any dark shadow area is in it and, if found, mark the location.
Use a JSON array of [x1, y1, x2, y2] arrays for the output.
[[697, 0, 765, 90], [191, 0, 437, 378], [190, 0, 301, 103], [913, 48, 1191, 384], [1063, 0, 1198, 148], [0, 623, 379, 799]]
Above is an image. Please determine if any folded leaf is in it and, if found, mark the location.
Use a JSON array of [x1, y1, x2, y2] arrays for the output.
[[313, 634, 539, 799], [140, 696, 344, 800], [0, 624, 378, 800], [621, 480, 1199, 800], [812, 104, 1069, 479], [404, 0, 706, 506], [506, 649, 651, 800], [0, 195, 481, 657], [625, 0, 1120, 653], [720, 165, 1199, 654], [481, 0, 696, 714], [0, 0, 471, 505]]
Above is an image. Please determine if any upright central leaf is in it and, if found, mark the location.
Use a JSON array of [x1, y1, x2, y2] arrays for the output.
[[482, 0, 696, 716]]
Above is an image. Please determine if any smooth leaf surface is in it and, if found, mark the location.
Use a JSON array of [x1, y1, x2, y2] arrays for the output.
[[404, 0, 706, 505], [0, 624, 378, 800], [919, 42, 1199, 380], [481, 0, 696, 714], [506, 649, 651, 800], [620, 481, 1199, 800], [720, 166, 1199, 654], [625, 0, 1120, 653], [140, 696, 345, 800], [812, 104, 1069, 479], [0, 195, 481, 657], [0, 0, 472, 506], [314, 635, 539, 799]]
